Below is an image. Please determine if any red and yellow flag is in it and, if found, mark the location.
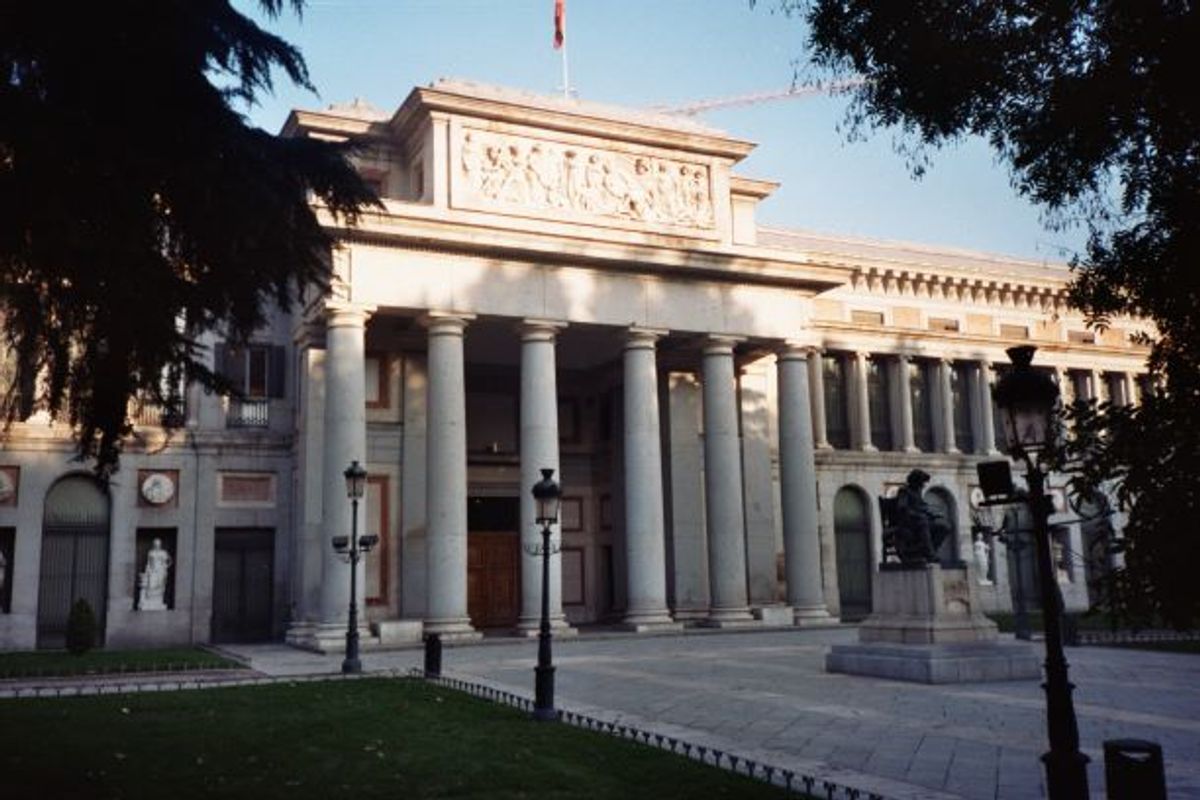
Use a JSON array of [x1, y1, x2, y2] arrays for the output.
[[554, 0, 565, 49]]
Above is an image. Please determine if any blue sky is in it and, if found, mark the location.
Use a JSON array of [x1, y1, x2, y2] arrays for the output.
[[237, 0, 1087, 262]]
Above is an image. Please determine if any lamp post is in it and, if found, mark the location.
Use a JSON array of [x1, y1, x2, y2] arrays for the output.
[[332, 460, 379, 675], [529, 468, 561, 722], [993, 345, 1089, 799]]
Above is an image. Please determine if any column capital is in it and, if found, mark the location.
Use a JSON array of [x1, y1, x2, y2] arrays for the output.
[[324, 301, 376, 330], [777, 338, 821, 361], [518, 318, 568, 342], [624, 326, 667, 350], [421, 311, 475, 336], [702, 335, 745, 357]]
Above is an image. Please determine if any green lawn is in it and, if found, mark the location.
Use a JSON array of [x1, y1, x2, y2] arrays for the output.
[[0, 647, 243, 679], [0, 678, 795, 799]]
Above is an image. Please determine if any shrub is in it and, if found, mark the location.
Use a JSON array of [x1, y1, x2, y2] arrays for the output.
[[66, 598, 97, 655]]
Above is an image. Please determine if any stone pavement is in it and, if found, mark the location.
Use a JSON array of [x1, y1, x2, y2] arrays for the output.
[[111, 628, 1200, 799]]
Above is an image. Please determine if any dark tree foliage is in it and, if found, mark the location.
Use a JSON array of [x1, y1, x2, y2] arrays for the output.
[[0, 1, 378, 472], [785, 0, 1200, 626]]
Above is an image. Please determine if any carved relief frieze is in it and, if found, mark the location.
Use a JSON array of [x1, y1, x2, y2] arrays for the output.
[[455, 127, 715, 230]]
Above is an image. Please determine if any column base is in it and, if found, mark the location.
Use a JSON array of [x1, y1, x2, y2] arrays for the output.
[[619, 609, 684, 633], [903, 445, 922, 454], [751, 605, 795, 626], [698, 607, 758, 628], [671, 607, 710, 622], [515, 614, 578, 638], [285, 621, 377, 654], [792, 605, 838, 627], [423, 617, 482, 642]]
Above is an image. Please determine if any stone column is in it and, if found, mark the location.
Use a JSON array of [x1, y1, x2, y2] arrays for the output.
[[667, 371, 709, 619], [1090, 369, 1104, 402], [318, 302, 374, 633], [1120, 372, 1136, 406], [853, 351, 876, 451], [424, 313, 479, 639], [977, 359, 998, 455], [778, 345, 834, 625], [807, 349, 831, 450], [517, 320, 571, 635], [939, 358, 959, 454], [701, 336, 754, 626], [621, 328, 679, 631], [896, 354, 918, 452]]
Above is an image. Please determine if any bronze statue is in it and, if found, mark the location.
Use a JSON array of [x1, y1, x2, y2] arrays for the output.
[[882, 469, 953, 564]]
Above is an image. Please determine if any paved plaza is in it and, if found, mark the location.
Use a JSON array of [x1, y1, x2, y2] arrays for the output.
[[213, 627, 1200, 800]]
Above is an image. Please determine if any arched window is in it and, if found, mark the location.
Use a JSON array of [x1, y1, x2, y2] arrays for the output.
[[38, 475, 111, 649], [926, 487, 959, 565], [834, 486, 872, 620]]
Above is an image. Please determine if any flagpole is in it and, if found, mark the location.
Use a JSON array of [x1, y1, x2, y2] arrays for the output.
[[560, 18, 570, 98]]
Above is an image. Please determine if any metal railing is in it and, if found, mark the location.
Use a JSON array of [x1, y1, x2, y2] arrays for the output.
[[412, 669, 891, 800], [226, 398, 270, 428]]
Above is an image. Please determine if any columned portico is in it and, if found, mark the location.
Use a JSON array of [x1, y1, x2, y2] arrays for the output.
[[777, 345, 833, 625], [423, 312, 480, 639], [318, 302, 374, 634], [977, 359, 998, 454], [896, 354, 919, 452], [701, 336, 754, 626], [808, 349, 832, 450], [938, 358, 959, 454], [621, 328, 680, 631], [517, 319, 571, 635], [853, 351, 876, 452]]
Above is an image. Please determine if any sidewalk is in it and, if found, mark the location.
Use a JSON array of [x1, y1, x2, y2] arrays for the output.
[[5, 627, 1198, 799]]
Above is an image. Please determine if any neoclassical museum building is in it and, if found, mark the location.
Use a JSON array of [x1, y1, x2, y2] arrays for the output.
[[0, 81, 1151, 651]]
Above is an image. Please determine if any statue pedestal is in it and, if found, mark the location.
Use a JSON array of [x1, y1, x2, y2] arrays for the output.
[[827, 563, 1039, 683]]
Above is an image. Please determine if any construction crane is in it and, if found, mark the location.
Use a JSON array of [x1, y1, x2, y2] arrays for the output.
[[651, 78, 866, 117]]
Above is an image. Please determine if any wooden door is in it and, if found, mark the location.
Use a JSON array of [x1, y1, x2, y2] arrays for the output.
[[467, 532, 520, 629]]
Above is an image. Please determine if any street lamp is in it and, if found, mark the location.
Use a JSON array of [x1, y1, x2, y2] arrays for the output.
[[332, 460, 378, 675], [993, 345, 1090, 799], [529, 467, 561, 722]]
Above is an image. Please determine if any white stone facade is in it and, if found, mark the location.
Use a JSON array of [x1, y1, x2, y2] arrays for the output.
[[0, 81, 1149, 650]]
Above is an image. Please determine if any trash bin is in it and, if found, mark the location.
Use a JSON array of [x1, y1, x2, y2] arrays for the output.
[[423, 633, 442, 678], [1104, 739, 1166, 799]]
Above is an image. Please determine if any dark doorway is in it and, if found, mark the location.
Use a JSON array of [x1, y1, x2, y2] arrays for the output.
[[834, 486, 872, 621], [212, 528, 274, 643], [466, 496, 520, 629], [37, 476, 111, 649]]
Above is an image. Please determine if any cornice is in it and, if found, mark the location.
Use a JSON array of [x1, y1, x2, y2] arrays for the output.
[[317, 202, 851, 294]]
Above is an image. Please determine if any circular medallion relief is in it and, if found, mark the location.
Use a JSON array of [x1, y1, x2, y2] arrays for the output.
[[141, 473, 176, 506], [0, 470, 13, 504], [969, 487, 986, 509]]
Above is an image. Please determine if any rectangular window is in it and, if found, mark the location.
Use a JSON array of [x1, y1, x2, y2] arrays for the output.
[[1136, 374, 1154, 403], [867, 356, 892, 450], [217, 343, 285, 399], [1097, 372, 1112, 404], [928, 317, 960, 332], [1067, 330, 1096, 345], [909, 359, 935, 452], [1069, 370, 1090, 403], [822, 353, 850, 449], [850, 310, 885, 326], [951, 362, 975, 453], [999, 323, 1030, 339]]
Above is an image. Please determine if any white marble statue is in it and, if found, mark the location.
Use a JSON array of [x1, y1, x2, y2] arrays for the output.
[[973, 534, 993, 585], [138, 538, 172, 611]]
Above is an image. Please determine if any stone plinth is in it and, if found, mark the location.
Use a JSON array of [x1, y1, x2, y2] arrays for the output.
[[827, 563, 1040, 683]]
